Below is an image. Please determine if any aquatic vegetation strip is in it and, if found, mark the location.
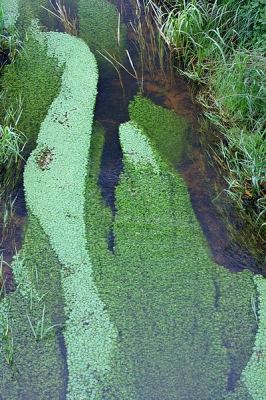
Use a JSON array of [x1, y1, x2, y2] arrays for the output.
[[0, 212, 68, 399], [84, 97, 257, 399], [1, 0, 19, 27], [78, 0, 127, 73], [24, 30, 116, 399], [242, 275, 266, 398], [0, 27, 62, 156]]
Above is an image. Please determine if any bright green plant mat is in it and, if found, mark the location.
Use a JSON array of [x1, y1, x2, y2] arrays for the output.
[[128, 94, 190, 167], [23, 30, 117, 399], [84, 102, 257, 399], [240, 275, 266, 399]]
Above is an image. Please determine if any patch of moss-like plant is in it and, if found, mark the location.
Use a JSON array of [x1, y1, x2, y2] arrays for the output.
[[0, 212, 67, 399], [239, 275, 266, 399], [78, 0, 127, 74], [84, 117, 257, 399], [224, 274, 266, 400], [15, 0, 57, 38], [1, 0, 19, 27], [128, 93, 191, 168], [24, 31, 117, 399], [1, 34, 62, 157]]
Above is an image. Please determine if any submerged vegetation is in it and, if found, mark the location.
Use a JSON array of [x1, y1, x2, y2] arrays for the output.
[[78, 0, 127, 73], [0, 0, 265, 398], [84, 96, 257, 398], [149, 0, 266, 234]]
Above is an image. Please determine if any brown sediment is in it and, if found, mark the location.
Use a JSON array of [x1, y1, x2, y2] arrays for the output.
[[141, 72, 259, 272], [144, 73, 198, 127]]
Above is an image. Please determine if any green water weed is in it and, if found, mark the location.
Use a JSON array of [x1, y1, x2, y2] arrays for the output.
[[10, 250, 28, 293]]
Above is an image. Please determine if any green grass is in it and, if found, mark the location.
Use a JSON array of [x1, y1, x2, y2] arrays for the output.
[[149, 0, 266, 228]]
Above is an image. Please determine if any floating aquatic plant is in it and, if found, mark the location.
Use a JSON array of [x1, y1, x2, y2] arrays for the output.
[[24, 29, 117, 399]]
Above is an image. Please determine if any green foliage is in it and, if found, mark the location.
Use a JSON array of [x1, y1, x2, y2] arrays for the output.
[[152, 0, 262, 80], [84, 104, 257, 399], [149, 0, 266, 227], [16, 0, 55, 38], [247, 0, 266, 42], [0, 96, 26, 165], [1, 34, 62, 157], [27, 303, 64, 341], [128, 93, 190, 168], [219, 130, 266, 199], [78, 0, 127, 74], [241, 275, 266, 399], [119, 121, 161, 173], [24, 31, 117, 399], [1, 0, 19, 28], [212, 50, 266, 132], [0, 212, 67, 399], [217, 130, 266, 230]]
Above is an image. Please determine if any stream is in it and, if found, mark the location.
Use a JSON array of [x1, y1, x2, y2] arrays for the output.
[[0, 0, 264, 398]]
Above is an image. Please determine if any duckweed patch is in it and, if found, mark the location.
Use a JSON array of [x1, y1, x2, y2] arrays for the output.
[[84, 104, 257, 399], [241, 275, 266, 399], [24, 30, 117, 399]]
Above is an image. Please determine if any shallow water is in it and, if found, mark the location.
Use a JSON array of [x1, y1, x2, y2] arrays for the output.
[[0, 0, 263, 398]]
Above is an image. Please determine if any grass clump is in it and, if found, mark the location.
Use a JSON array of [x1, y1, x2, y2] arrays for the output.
[[149, 0, 266, 229], [218, 130, 266, 214]]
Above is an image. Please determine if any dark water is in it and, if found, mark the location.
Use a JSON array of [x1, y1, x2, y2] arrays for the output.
[[0, 183, 27, 293]]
